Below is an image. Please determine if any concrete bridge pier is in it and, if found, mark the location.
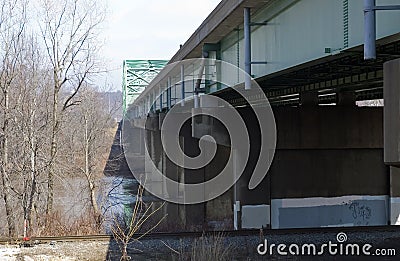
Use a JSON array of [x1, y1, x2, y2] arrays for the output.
[[151, 114, 186, 229], [390, 167, 400, 225], [181, 119, 206, 230], [383, 58, 400, 225], [270, 106, 388, 229]]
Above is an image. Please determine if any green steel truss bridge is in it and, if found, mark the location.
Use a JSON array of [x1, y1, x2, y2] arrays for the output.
[[122, 60, 168, 114]]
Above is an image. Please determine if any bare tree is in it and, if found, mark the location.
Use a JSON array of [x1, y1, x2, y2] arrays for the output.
[[0, 0, 28, 237], [0, 0, 114, 237], [37, 0, 106, 217], [11, 35, 53, 239], [111, 185, 166, 261], [62, 86, 116, 227]]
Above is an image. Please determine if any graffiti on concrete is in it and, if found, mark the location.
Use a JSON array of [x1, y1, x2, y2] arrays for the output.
[[349, 202, 372, 225]]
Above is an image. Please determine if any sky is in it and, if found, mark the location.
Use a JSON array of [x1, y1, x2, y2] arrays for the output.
[[101, 0, 221, 91]]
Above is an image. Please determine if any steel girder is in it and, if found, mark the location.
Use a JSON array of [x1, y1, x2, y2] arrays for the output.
[[123, 60, 168, 114]]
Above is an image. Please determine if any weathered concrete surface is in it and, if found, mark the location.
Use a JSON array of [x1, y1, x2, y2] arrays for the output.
[[384, 58, 400, 165], [273, 106, 386, 228], [270, 149, 387, 199], [274, 106, 383, 149], [138, 102, 389, 230], [188, 105, 387, 229], [268, 106, 387, 228], [272, 196, 388, 229], [390, 167, 400, 225]]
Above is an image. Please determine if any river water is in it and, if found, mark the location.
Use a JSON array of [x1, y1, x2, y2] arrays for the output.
[[99, 176, 139, 232]]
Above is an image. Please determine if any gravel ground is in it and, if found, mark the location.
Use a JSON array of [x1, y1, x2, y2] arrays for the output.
[[0, 229, 399, 260], [0, 241, 109, 260]]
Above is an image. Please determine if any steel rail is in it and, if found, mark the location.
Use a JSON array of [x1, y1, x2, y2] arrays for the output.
[[1, 226, 399, 244]]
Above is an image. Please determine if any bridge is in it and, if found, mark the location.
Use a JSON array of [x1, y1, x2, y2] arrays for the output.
[[121, 0, 400, 230], [122, 60, 168, 114]]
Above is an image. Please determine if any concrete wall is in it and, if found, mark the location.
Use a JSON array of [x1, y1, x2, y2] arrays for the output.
[[136, 103, 389, 230], [142, 116, 234, 230], [384, 58, 400, 165], [383, 58, 400, 226], [189, 105, 388, 229], [272, 195, 388, 229], [389, 167, 400, 225], [269, 106, 388, 228]]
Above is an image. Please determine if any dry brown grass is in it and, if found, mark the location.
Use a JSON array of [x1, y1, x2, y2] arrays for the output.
[[33, 211, 102, 236], [177, 233, 232, 261]]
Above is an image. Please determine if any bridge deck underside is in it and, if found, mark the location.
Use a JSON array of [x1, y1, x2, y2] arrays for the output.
[[216, 34, 400, 107]]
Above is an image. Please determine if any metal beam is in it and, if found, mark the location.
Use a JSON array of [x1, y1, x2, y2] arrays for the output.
[[364, 1, 400, 60], [181, 64, 185, 106], [368, 5, 400, 11], [122, 60, 168, 115], [167, 77, 171, 110], [364, 0, 376, 60], [250, 22, 268, 26], [159, 86, 163, 111], [244, 7, 251, 90]]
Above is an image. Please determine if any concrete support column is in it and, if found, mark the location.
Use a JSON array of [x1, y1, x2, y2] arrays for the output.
[[233, 149, 246, 230], [151, 127, 169, 216], [143, 129, 153, 196], [139, 128, 145, 156], [158, 112, 188, 228], [270, 106, 387, 229], [125, 122, 145, 156], [383, 58, 400, 225], [161, 134, 185, 228], [147, 129, 164, 198], [182, 130, 205, 230], [384, 58, 400, 165], [232, 108, 271, 230], [390, 167, 400, 225]]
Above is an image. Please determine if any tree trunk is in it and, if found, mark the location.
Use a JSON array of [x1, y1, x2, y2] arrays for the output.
[[26, 138, 37, 232], [89, 179, 101, 224], [1, 90, 15, 237], [1, 177, 15, 237], [84, 116, 101, 225], [121, 243, 129, 261], [46, 84, 59, 218]]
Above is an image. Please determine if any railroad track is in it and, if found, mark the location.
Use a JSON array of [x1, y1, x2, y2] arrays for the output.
[[0, 229, 260, 244], [1, 226, 399, 245]]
